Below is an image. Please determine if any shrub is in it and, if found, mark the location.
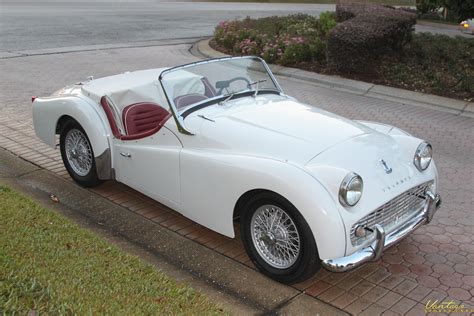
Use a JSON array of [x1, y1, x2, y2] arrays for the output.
[[380, 33, 474, 99], [213, 13, 337, 66], [280, 43, 312, 65], [211, 12, 471, 100], [327, 3, 416, 73]]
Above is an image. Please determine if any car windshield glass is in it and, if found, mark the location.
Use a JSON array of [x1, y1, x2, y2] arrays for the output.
[[159, 57, 281, 114]]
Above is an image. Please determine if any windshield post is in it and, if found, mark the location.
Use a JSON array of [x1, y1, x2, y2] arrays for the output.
[[158, 74, 194, 135]]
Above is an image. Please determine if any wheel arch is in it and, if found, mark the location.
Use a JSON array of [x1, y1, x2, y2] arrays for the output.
[[179, 150, 347, 260], [233, 188, 289, 220], [33, 96, 113, 180], [56, 114, 75, 134], [231, 178, 346, 261]]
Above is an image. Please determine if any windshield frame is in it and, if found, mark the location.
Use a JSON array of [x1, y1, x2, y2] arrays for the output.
[[158, 56, 283, 135]]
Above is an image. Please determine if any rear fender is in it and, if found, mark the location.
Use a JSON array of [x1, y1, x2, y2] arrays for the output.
[[32, 96, 112, 179]]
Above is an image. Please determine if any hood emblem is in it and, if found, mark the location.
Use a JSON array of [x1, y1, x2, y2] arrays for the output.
[[380, 159, 392, 174]]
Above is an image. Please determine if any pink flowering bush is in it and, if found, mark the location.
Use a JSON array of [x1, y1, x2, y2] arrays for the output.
[[213, 13, 336, 66]]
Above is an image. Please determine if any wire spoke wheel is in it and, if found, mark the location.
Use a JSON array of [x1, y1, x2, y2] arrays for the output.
[[250, 204, 301, 269], [64, 128, 93, 177]]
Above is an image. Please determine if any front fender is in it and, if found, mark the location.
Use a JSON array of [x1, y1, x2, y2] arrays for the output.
[[179, 150, 347, 260], [32, 96, 112, 179]]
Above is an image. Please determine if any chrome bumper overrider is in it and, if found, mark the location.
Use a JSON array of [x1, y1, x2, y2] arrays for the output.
[[322, 191, 441, 273]]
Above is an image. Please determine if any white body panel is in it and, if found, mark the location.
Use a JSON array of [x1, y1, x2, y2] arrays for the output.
[[176, 148, 346, 259], [33, 95, 110, 157], [113, 127, 182, 208], [32, 67, 439, 261]]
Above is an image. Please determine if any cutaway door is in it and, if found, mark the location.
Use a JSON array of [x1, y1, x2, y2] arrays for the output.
[[113, 127, 182, 208]]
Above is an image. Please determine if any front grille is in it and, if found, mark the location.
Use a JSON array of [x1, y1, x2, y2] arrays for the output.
[[351, 181, 432, 246]]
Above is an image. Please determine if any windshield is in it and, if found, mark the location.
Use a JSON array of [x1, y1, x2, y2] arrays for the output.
[[159, 57, 281, 114]]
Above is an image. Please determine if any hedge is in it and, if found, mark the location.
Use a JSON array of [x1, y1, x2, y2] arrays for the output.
[[212, 13, 337, 65], [328, 3, 416, 73]]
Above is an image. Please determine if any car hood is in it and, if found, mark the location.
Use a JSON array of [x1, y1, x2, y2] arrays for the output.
[[305, 131, 423, 199], [186, 95, 374, 165]]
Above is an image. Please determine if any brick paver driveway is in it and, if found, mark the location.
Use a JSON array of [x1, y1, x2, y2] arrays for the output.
[[1, 43, 473, 315]]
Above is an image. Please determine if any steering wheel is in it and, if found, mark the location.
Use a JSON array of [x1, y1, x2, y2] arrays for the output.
[[216, 77, 252, 95]]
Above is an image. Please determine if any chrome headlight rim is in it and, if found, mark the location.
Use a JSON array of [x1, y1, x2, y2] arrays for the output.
[[414, 142, 432, 172], [339, 172, 363, 207]]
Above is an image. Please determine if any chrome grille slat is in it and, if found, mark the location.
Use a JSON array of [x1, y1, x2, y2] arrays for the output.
[[351, 181, 432, 245]]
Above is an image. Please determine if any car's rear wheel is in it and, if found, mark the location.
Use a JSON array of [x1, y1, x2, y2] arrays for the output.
[[60, 120, 102, 188], [240, 192, 321, 284]]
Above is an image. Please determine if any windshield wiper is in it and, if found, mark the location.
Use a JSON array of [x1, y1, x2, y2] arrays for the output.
[[249, 79, 267, 97], [218, 92, 236, 106], [218, 79, 268, 106]]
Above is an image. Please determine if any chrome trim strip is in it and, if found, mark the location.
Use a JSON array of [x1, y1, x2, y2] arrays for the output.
[[350, 181, 431, 246], [158, 77, 193, 135], [372, 224, 385, 261], [322, 192, 441, 272], [339, 172, 363, 207]]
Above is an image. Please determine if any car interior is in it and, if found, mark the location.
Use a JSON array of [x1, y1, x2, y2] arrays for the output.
[[173, 77, 217, 109], [100, 96, 171, 141], [98, 76, 217, 140]]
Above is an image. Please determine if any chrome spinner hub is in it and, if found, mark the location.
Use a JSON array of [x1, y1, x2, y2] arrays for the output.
[[251, 205, 301, 269], [65, 128, 93, 177]]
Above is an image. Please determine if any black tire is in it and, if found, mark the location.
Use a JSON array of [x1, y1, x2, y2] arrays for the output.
[[60, 120, 102, 188], [240, 192, 321, 284]]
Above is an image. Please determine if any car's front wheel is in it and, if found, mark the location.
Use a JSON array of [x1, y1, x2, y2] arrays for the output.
[[60, 120, 102, 188], [240, 192, 321, 284]]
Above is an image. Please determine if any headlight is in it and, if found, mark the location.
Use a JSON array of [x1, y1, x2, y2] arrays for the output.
[[339, 172, 363, 207], [414, 142, 432, 171]]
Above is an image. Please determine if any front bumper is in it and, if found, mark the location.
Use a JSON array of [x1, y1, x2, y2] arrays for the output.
[[322, 191, 441, 273]]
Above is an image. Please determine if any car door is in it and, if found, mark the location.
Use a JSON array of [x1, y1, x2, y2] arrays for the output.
[[113, 126, 182, 208]]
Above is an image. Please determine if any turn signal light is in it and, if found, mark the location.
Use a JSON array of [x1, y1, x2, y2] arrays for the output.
[[355, 226, 367, 237]]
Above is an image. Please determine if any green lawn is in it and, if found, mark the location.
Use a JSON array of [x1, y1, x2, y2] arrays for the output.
[[0, 185, 224, 314]]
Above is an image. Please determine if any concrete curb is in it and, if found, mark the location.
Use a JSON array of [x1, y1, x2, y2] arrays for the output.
[[0, 37, 204, 59], [192, 38, 473, 118], [0, 148, 346, 316]]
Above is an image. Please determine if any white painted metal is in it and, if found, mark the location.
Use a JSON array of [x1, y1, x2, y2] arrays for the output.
[[33, 95, 110, 158], [81, 68, 168, 110], [113, 128, 182, 208], [32, 61, 439, 262]]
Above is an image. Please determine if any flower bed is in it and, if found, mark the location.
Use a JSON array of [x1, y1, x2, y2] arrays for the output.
[[211, 7, 473, 101], [213, 13, 336, 66]]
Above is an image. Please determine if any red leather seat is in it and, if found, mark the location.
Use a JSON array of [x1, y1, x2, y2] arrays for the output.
[[100, 97, 171, 141], [172, 77, 217, 109], [122, 102, 170, 135], [174, 94, 208, 109]]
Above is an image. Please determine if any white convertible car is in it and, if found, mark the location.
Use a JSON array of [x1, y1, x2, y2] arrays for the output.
[[33, 57, 441, 283]]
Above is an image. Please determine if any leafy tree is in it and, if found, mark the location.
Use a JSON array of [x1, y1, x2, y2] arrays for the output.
[[416, 0, 442, 15], [417, 0, 474, 21], [447, 0, 474, 21]]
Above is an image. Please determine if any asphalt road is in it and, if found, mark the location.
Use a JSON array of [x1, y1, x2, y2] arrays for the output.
[[0, 1, 332, 53], [1, 1, 470, 55]]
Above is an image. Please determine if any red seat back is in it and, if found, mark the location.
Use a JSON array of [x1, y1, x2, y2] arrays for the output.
[[174, 94, 208, 109], [122, 102, 170, 135], [99, 97, 171, 141]]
